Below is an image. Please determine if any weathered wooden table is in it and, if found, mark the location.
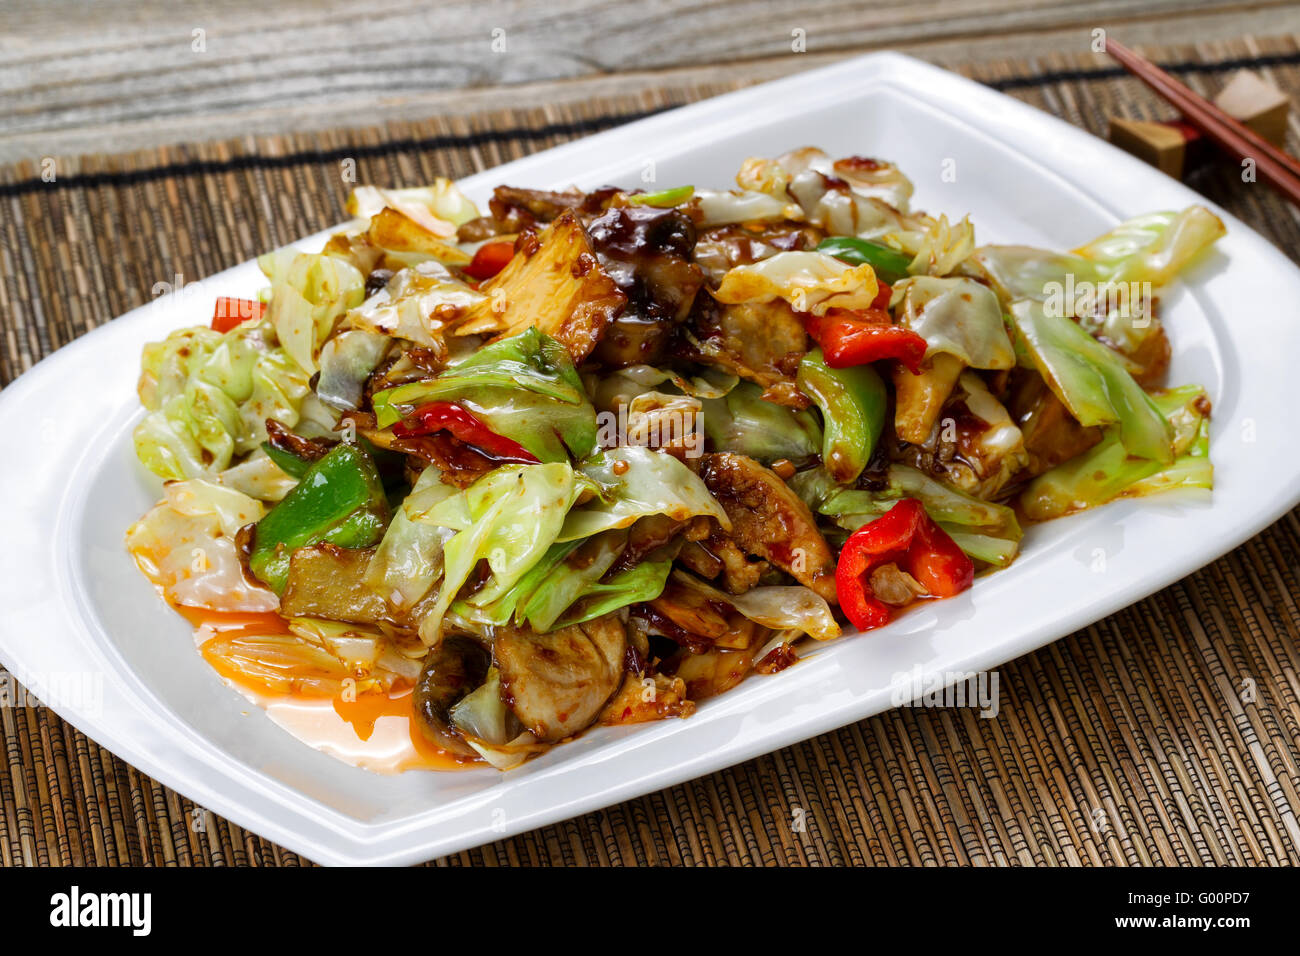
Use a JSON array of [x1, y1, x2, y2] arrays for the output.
[[4, 0, 1300, 162]]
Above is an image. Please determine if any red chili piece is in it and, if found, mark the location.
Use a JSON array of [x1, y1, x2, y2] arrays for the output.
[[211, 297, 266, 333], [804, 308, 928, 374], [835, 498, 974, 632], [392, 401, 539, 463], [463, 241, 516, 281]]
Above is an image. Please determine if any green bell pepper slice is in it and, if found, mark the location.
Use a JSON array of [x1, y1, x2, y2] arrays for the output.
[[627, 185, 695, 208], [249, 442, 391, 593], [816, 236, 912, 284], [261, 440, 313, 479], [797, 348, 887, 484]]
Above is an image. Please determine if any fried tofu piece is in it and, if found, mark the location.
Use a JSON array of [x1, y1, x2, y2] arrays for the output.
[[367, 207, 471, 267], [457, 211, 626, 361]]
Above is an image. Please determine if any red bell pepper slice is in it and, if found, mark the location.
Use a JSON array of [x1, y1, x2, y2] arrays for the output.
[[804, 308, 927, 374], [392, 401, 539, 463], [211, 297, 266, 333], [870, 280, 892, 311], [463, 240, 516, 281], [835, 498, 974, 632]]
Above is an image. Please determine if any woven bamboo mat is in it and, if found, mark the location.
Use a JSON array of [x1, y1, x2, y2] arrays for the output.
[[3, 35, 1300, 867]]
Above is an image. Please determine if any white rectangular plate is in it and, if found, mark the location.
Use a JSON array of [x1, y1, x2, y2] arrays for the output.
[[2, 52, 1297, 866]]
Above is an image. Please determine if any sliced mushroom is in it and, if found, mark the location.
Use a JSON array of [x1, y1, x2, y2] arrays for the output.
[[414, 636, 492, 757], [494, 615, 627, 742]]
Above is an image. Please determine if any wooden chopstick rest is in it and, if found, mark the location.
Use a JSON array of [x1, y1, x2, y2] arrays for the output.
[[1104, 37, 1300, 207], [1213, 70, 1291, 148], [1108, 117, 1204, 178]]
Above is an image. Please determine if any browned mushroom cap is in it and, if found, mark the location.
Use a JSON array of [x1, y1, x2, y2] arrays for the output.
[[413, 635, 491, 757], [494, 615, 627, 743]]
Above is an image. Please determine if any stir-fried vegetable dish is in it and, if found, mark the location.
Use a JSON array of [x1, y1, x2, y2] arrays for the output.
[[127, 147, 1219, 770]]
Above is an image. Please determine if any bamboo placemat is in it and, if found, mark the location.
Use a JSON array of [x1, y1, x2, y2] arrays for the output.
[[3, 35, 1299, 867]]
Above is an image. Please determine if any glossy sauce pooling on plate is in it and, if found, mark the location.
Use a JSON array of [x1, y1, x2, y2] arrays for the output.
[[180, 606, 476, 773]]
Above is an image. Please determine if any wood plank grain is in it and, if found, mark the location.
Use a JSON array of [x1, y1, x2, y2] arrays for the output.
[[1, 0, 1291, 162]]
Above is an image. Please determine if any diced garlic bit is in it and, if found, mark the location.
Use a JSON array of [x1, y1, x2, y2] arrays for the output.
[[868, 562, 927, 606]]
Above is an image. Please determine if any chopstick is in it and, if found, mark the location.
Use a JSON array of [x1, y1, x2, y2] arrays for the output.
[[1105, 38, 1300, 207]]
